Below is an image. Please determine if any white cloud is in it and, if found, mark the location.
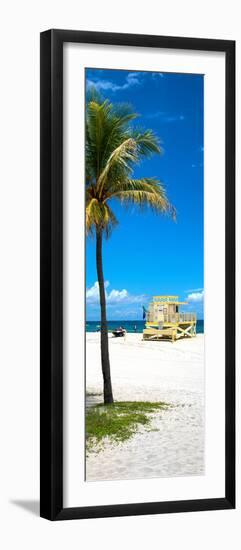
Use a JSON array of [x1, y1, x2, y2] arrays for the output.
[[151, 72, 164, 79], [145, 110, 164, 119], [186, 287, 203, 293], [86, 281, 109, 303], [187, 290, 204, 303], [86, 72, 141, 93], [106, 289, 128, 303], [146, 111, 185, 122], [87, 71, 166, 94], [86, 281, 146, 305], [166, 114, 185, 122]]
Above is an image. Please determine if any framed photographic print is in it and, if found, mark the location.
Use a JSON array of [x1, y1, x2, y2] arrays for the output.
[[40, 29, 235, 520]]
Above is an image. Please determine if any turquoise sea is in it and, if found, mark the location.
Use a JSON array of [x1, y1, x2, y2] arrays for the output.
[[86, 320, 204, 334]]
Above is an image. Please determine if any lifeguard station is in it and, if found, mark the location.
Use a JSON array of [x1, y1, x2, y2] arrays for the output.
[[143, 295, 196, 342]]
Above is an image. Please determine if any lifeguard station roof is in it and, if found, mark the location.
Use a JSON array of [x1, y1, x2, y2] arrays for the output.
[[153, 295, 188, 305]]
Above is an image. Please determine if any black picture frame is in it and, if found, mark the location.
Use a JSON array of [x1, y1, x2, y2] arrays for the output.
[[40, 29, 235, 521]]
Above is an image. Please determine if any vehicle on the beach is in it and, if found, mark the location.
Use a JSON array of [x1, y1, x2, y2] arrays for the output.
[[111, 327, 126, 338], [143, 295, 196, 342]]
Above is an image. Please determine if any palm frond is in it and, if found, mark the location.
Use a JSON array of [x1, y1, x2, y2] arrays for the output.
[[103, 204, 118, 238], [86, 197, 118, 237], [105, 178, 176, 218], [87, 100, 113, 178], [86, 198, 100, 235], [130, 129, 162, 157], [97, 138, 138, 193], [85, 96, 175, 236], [106, 177, 162, 196]]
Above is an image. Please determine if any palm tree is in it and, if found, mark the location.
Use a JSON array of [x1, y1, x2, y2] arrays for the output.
[[86, 95, 175, 404]]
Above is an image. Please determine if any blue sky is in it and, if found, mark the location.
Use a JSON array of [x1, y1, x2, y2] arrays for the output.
[[86, 68, 204, 320]]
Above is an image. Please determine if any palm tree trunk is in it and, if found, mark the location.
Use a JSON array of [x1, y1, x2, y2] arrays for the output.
[[96, 229, 114, 404]]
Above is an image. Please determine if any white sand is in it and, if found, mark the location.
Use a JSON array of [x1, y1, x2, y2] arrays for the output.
[[86, 332, 205, 481]]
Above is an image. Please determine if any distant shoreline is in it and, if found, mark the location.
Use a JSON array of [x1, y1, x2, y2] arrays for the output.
[[86, 319, 204, 334]]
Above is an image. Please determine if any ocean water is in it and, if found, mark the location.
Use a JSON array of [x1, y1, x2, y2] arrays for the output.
[[86, 319, 204, 334]]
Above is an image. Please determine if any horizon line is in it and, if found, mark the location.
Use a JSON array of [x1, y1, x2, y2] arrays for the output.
[[86, 319, 205, 322]]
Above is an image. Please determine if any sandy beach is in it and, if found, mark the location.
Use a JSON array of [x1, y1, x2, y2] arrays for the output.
[[86, 332, 205, 481]]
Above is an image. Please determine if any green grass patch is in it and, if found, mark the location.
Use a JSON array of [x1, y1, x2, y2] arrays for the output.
[[86, 401, 168, 453]]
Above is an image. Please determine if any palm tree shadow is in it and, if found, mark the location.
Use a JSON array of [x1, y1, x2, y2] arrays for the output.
[[10, 499, 39, 516]]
